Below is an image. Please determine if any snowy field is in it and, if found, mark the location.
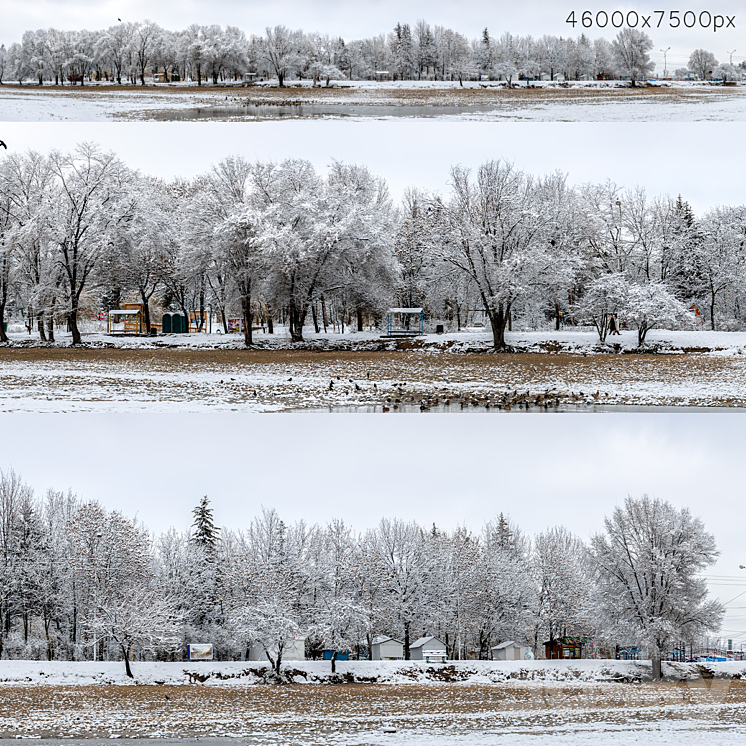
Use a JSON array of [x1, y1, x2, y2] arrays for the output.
[[5, 326, 746, 352], [1, 661, 746, 744], [2, 329, 746, 412], [2, 81, 746, 121]]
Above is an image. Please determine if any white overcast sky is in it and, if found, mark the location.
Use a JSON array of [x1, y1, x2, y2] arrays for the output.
[[0, 121, 742, 215], [1, 0, 744, 71], [1, 412, 745, 642]]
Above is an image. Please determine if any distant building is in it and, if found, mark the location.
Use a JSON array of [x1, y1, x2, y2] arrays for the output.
[[544, 638, 584, 659], [491, 641, 532, 661], [409, 636, 447, 663], [371, 636, 404, 660]]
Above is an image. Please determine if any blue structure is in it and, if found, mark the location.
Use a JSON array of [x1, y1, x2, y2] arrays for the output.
[[322, 650, 350, 661]]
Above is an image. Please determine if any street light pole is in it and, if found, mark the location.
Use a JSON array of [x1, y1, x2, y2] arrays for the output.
[[728, 49, 737, 65], [660, 47, 670, 78]]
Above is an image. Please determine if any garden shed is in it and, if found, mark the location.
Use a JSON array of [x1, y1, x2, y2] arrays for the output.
[[371, 636, 404, 661], [409, 636, 447, 663], [544, 638, 584, 659], [491, 641, 532, 661]]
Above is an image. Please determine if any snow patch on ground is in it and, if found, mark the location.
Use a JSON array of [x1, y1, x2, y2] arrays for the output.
[[1, 659, 744, 686], [4, 327, 746, 354]]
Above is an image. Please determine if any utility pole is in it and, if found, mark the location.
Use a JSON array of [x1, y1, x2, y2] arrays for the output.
[[660, 48, 670, 78]]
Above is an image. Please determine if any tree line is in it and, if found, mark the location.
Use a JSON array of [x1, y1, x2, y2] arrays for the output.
[[1, 145, 745, 349], [0, 22, 743, 87], [0, 469, 723, 679]]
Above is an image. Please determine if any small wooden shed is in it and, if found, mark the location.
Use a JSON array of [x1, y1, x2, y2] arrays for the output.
[[491, 641, 532, 661], [544, 637, 584, 659], [409, 636, 447, 663], [371, 636, 404, 661]]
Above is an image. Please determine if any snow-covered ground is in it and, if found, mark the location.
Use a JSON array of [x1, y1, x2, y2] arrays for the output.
[[2, 328, 746, 412], [2, 81, 746, 121], [4, 326, 746, 352], [0, 658, 742, 686], [1, 660, 746, 744]]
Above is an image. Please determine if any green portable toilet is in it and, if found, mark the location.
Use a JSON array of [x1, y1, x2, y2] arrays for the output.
[[162, 313, 172, 334], [172, 313, 185, 334]]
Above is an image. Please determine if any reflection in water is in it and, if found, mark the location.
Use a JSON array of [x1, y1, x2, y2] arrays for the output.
[[298, 403, 744, 413], [148, 104, 498, 120]]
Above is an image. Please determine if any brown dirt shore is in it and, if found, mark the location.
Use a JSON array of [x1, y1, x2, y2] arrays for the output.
[[0, 347, 745, 411], [1, 680, 744, 739]]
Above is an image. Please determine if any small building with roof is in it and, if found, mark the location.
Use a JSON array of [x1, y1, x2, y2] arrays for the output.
[[409, 636, 447, 663], [544, 637, 584, 659], [491, 640, 532, 661], [371, 636, 404, 661], [385, 308, 424, 337]]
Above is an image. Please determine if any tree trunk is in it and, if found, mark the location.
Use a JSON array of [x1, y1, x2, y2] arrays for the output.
[[710, 291, 717, 331], [357, 308, 364, 332], [37, 313, 47, 342], [403, 622, 411, 660], [289, 303, 305, 342], [47, 314, 54, 343], [555, 302, 561, 331], [241, 287, 253, 347], [488, 305, 509, 349], [330, 650, 337, 673], [651, 650, 662, 680], [221, 308, 228, 334], [311, 303, 320, 334], [69, 310, 81, 345], [122, 645, 134, 678], [140, 291, 151, 333], [0, 303, 7, 342], [321, 295, 328, 333]]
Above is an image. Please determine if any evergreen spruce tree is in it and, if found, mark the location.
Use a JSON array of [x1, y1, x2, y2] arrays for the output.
[[191, 496, 219, 552]]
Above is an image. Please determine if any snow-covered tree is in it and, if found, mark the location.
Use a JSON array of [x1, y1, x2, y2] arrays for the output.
[[46, 144, 134, 344], [612, 29, 654, 85], [688, 49, 718, 80], [625, 281, 688, 346], [261, 26, 304, 87], [590, 495, 723, 679], [191, 496, 220, 551], [533, 526, 596, 652], [432, 161, 574, 349]]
